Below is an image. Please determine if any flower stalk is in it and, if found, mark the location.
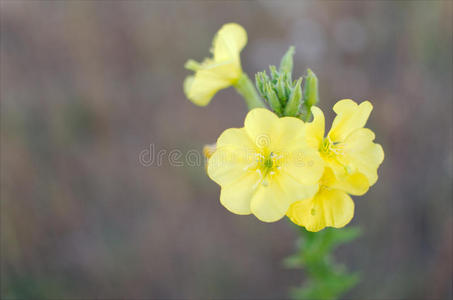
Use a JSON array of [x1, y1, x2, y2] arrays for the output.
[[285, 226, 361, 300], [234, 73, 266, 110]]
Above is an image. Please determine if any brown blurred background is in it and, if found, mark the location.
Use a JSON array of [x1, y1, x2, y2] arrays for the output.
[[1, 1, 452, 299]]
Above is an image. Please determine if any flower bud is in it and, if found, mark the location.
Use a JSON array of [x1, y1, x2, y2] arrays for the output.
[[302, 69, 319, 121], [279, 46, 295, 79], [303, 69, 319, 107]]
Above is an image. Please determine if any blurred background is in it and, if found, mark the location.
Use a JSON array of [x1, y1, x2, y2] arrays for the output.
[[1, 1, 452, 299]]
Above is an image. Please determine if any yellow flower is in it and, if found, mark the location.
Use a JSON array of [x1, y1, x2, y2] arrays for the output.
[[207, 108, 324, 222], [184, 23, 247, 106], [287, 167, 368, 232], [306, 99, 384, 191]]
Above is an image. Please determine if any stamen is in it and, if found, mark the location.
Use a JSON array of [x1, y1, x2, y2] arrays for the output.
[[252, 169, 264, 189], [321, 137, 345, 157], [243, 161, 257, 171], [251, 150, 281, 189]]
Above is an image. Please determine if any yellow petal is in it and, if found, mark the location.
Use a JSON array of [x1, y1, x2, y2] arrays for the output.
[[330, 171, 370, 196], [183, 75, 194, 98], [207, 127, 258, 185], [306, 106, 325, 149], [287, 188, 355, 232], [250, 183, 287, 222], [280, 146, 325, 185], [248, 178, 292, 223], [274, 116, 307, 152], [341, 128, 384, 186], [244, 108, 280, 149], [212, 23, 247, 63], [279, 170, 319, 202], [219, 171, 260, 215], [250, 170, 318, 223], [185, 62, 240, 106], [321, 163, 370, 195], [329, 158, 346, 174], [216, 127, 256, 151], [207, 147, 254, 187], [329, 99, 373, 142], [316, 166, 368, 196], [246, 112, 309, 153]]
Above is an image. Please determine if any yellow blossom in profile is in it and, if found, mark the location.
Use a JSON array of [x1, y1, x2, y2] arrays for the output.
[[207, 108, 324, 222], [287, 167, 368, 232], [184, 23, 247, 106], [306, 99, 384, 191]]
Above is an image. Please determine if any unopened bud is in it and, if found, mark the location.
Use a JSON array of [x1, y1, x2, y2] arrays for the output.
[[303, 69, 319, 107], [279, 46, 295, 78]]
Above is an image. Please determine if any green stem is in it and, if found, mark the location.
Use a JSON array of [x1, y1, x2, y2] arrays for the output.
[[285, 225, 361, 300], [234, 73, 266, 110]]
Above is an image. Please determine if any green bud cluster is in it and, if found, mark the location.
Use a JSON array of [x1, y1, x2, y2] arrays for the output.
[[255, 46, 319, 121]]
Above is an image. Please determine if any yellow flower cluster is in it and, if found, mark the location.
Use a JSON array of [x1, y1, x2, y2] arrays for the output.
[[184, 23, 384, 231], [208, 103, 383, 231], [287, 101, 384, 231]]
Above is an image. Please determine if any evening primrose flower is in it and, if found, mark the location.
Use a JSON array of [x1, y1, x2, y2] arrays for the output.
[[207, 108, 324, 222], [286, 167, 369, 232], [184, 23, 247, 106], [306, 99, 384, 191]]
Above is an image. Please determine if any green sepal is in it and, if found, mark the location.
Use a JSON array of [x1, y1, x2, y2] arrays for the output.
[[269, 65, 279, 80], [276, 74, 288, 104], [265, 83, 282, 115], [284, 77, 302, 117], [184, 59, 201, 71], [255, 71, 267, 96]]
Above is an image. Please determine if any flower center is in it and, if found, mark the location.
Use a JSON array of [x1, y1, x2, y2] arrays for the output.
[[263, 156, 273, 169], [258, 151, 280, 173], [320, 137, 344, 158], [244, 151, 282, 189], [319, 137, 353, 174]]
